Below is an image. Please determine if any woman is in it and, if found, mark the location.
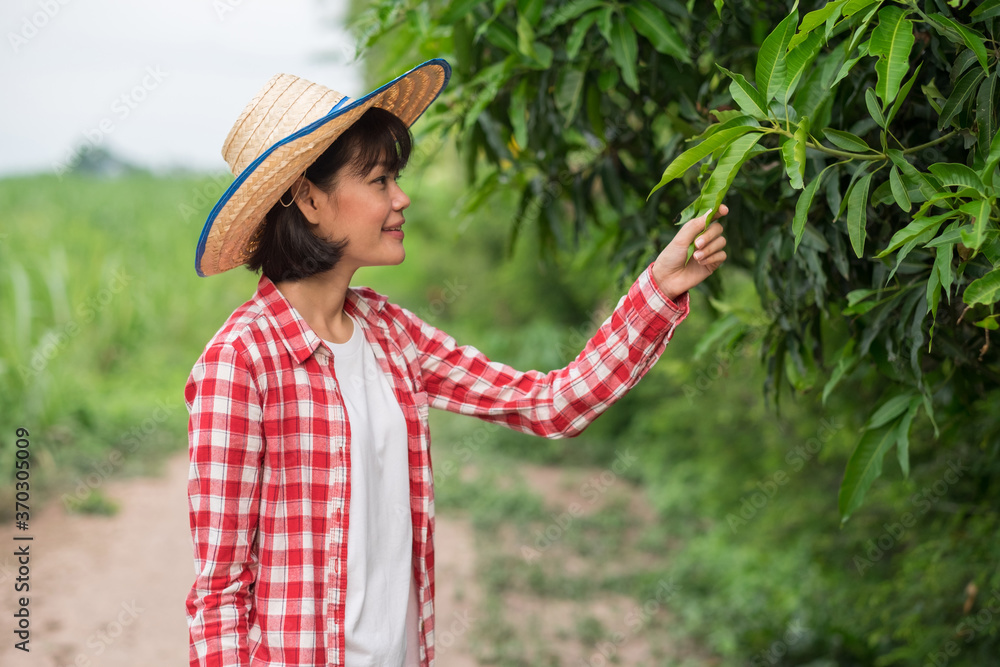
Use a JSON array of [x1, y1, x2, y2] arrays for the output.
[[185, 59, 728, 667]]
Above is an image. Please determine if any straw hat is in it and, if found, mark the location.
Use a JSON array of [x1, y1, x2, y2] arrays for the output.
[[195, 58, 451, 277]]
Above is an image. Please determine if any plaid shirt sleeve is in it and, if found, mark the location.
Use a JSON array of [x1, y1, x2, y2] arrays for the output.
[[185, 339, 264, 667], [395, 262, 690, 437]]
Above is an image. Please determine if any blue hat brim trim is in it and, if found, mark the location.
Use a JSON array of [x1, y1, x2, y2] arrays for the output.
[[195, 58, 451, 277]]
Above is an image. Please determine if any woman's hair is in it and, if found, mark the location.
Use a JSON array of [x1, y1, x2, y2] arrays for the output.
[[245, 106, 413, 282]]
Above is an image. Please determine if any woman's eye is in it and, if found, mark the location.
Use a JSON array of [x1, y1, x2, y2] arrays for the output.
[[372, 172, 399, 186]]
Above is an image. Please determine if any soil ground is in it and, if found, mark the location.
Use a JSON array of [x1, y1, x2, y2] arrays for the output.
[[0, 451, 715, 666]]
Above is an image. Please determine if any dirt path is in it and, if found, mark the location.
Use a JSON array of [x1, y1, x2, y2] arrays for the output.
[[0, 451, 712, 666], [0, 452, 480, 666], [0, 453, 192, 666]]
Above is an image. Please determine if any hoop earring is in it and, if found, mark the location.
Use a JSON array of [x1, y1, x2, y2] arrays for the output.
[[279, 174, 307, 208]]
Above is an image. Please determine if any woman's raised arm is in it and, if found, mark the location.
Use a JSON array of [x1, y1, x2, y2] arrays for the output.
[[391, 207, 728, 438]]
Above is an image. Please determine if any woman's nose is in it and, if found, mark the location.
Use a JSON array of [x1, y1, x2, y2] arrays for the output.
[[392, 182, 410, 211]]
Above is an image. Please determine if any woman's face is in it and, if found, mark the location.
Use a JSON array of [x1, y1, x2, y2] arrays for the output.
[[302, 161, 411, 272]]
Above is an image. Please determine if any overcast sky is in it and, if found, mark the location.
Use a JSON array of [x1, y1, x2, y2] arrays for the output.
[[0, 0, 363, 176]]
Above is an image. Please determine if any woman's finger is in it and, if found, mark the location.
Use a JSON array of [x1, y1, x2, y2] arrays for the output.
[[694, 234, 727, 260], [700, 250, 727, 268], [695, 221, 725, 248]]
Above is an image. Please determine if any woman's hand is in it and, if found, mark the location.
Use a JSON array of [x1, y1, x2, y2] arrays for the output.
[[651, 205, 729, 302]]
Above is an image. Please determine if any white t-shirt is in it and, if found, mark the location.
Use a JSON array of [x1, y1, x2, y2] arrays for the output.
[[323, 314, 419, 667]]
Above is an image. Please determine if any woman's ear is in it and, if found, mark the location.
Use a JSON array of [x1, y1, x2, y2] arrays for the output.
[[292, 176, 325, 225]]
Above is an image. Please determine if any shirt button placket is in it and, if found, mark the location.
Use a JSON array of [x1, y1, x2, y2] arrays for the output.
[[321, 349, 347, 582]]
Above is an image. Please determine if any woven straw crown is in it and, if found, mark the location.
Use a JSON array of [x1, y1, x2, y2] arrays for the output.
[[195, 59, 451, 277]]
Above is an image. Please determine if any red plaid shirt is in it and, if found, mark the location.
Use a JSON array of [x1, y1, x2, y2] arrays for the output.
[[185, 263, 689, 666]]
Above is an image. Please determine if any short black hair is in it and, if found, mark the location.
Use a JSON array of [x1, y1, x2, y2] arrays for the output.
[[245, 106, 413, 282]]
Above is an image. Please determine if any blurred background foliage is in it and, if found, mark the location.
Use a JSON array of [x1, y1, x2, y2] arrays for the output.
[[1, 0, 998, 664], [348, 0, 999, 663]]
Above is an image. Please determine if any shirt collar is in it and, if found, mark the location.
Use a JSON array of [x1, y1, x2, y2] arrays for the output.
[[254, 274, 389, 365]]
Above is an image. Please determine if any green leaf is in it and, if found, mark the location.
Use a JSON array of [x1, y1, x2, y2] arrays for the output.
[[756, 8, 799, 103], [927, 162, 986, 192], [840, 424, 898, 522], [607, 13, 639, 93], [780, 126, 807, 190], [887, 150, 939, 200], [927, 255, 944, 324], [485, 21, 519, 53], [982, 129, 1000, 181], [529, 42, 553, 68], [833, 54, 864, 89], [870, 5, 914, 108], [984, 237, 1000, 264], [843, 0, 877, 17], [928, 12, 989, 73], [822, 339, 857, 405], [711, 108, 754, 123], [866, 392, 918, 430], [440, 0, 483, 24], [894, 396, 921, 478], [823, 128, 873, 153], [847, 170, 873, 257], [888, 166, 911, 212], [516, 13, 537, 58], [595, 6, 613, 47], [509, 79, 529, 149], [565, 12, 598, 60], [714, 0, 724, 18], [517, 0, 544, 24], [939, 67, 986, 130], [717, 66, 769, 119], [540, 0, 603, 32], [793, 165, 834, 252], [924, 223, 971, 248], [695, 132, 765, 217], [950, 50, 979, 85], [783, 32, 824, 104], [877, 209, 955, 257], [889, 221, 952, 285], [462, 60, 510, 131], [624, 0, 690, 63], [865, 87, 886, 128], [834, 162, 871, 221], [697, 114, 761, 141], [555, 66, 587, 126], [975, 314, 1000, 330], [847, 288, 880, 307], [976, 73, 997, 163], [597, 67, 617, 92], [935, 242, 954, 302], [886, 62, 922, 127], [650, 126, 762, 196], [922, 392, 939, 438], [971, 0, 1000, 21], [692, 313, 742, 360], [844, 300, 883, 317], [796, 0, 846, 39], [960, 197, 992, 250], [964, 268, 1000, 306]]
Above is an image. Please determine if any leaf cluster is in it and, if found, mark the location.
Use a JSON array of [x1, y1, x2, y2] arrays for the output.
[[349, 0, 1000, 521]]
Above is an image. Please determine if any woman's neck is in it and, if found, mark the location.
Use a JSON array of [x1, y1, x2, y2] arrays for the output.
[[274, 266, 356, 344]]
